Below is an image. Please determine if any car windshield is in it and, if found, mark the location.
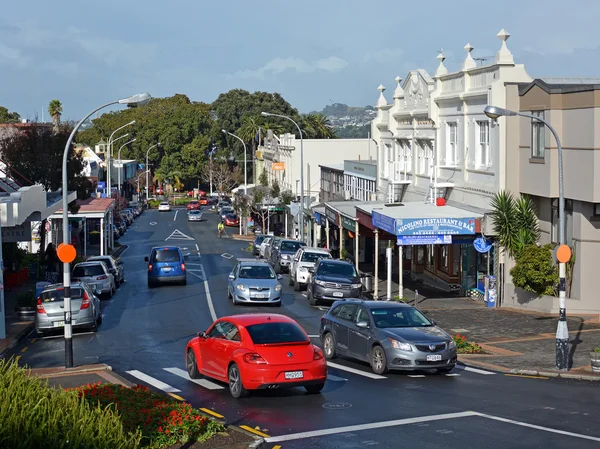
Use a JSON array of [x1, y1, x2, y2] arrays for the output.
[[152, 250, 181, 262], [90, 258, 112, 267], [160, 202, 168, 206], [41, 288, 84, 302], [238, 265, 275, 279], [189, 211, 201, 215], [317, 262, 357, 277], [255, 235, 266, 245], [281, 241, 304, 252], [190, 201, 198, 205], [225, 214, 238, 219], [73, 265, 105, 277], [246, 322, 309, 345], [302, 252, 329, 262], [371, 307, 433, 328]]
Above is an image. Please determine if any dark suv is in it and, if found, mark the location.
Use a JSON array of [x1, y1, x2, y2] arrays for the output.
[[271, 239, 306, 273], [307, 259, 362, 306]]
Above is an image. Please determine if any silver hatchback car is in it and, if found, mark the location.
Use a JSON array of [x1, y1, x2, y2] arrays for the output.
[[35, 282, 102, 336], [227, 259, 283, 306], [188, 210, 203, 222], [72, 261, 116, 298]]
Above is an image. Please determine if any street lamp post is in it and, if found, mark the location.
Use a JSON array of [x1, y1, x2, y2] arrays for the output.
[[61, 93, 150, 368], [107, 120, 136, 195], [222, 130, 247, 235], [261, 112, 305, 242], [145, 143, 160, 201], [137, 170, 150, 197], [117, 138, 136, 193], [484, 105, 570, 371]]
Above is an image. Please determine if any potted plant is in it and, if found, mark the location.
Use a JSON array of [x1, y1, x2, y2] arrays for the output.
[[591, 347, 600, 373], [15, 291, 36, 321]]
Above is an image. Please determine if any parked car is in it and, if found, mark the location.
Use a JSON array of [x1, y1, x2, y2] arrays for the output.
[[158, 202, 171, 212], [187, 200, 200, 211], [35, 282, 102, 336], [270, 239, 306, 273], [263, 237, 281, 262], [112, 225, 120, 241], [145, 246, 186, 287], [223, 213, 239, 227], [220, 207, 234, 220], [252, 234, 268, 256], [306, 259, 362, 306], [320, 300, 457, 374], [123, 209, 136, 221], [227, 259, 283, 306], [120, 211, 133, 226], [198, 197, 209, 206], [188, 210, 203, 222], [216, 201, 229, 213], [289, 247, 332, 291], [72, 261, 116, 298], [114, 219, 126, 235], [259, 236, 273, 258], [185, 314, 327, 398], [87, 255, 125, 287]]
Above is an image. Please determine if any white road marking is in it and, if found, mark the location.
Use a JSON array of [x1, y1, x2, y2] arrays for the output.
[[408, 375, 426, 378], [307, 335, 319, 338], [445, 373, 461, 377], [195, 244, 199, 251], [165, 229, 195, 241], [163, 367, 224, 390], [199, 264, 217, 321], [174, 210, 178, 221], [264, 411, 477, 443], [326, 362, 386, 380], [149, 222, 157, 226], [187, 270, 205, 281], [118, 246, 129, 256], [221, 253, 234, 259], [472, 412, 600, 443], [327, 374, 348, 382], [456, 365, 496, 375], [125, 370, 181, 393]]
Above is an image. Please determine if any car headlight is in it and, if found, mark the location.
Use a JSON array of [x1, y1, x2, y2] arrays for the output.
[[274, 285, 282, 291], [351, 283, 362, 289], [389, 339, 412, 351], [315, 279, 326, 286], [449, 339, 456, 349], [236, 284, 247, 292]]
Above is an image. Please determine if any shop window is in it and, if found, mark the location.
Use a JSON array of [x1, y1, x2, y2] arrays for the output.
[[594, 204, 600, 217], [531, 111, 545, 159], [551, 199, 573, 246], [426, 245, 434, 271]]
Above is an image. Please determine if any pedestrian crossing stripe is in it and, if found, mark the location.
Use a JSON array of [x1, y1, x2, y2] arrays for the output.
[[165, 229, 195, 241]]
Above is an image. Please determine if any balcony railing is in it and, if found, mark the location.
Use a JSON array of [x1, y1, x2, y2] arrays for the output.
[[388, 159, 411, 183]]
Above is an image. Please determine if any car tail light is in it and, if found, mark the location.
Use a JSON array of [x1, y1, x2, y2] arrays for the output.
[[36, 297, 46, 314], [97, 275, 108, 280], [181, 263, 185, 271], [148, 264, 153, 272], [313, 346, 324, 360], [80, 292, 91, 310], [243, 353, 267, 364]]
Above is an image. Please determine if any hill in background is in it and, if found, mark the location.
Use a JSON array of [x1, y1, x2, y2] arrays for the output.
[[311, 103, 375, 138]]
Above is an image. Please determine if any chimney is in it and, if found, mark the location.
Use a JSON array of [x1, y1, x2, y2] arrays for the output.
[[358, 154, 361, 161]]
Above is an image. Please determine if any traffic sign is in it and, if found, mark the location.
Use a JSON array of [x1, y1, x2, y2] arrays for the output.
[[554, 244, 572, 263], [57, 243, 76, 263], [114, 162, 124, 168]]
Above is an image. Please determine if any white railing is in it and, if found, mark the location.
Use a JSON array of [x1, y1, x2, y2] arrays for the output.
[[389, 159, 411, 182]]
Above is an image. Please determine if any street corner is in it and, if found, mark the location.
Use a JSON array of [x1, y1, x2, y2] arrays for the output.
[[25, 363, 137, 390]]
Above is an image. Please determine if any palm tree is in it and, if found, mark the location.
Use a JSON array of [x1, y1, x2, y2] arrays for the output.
[[302, 113, 336, 139], [48, 100, 62, 134]]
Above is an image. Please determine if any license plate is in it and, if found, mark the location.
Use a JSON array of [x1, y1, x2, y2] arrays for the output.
[[54, 321, 64, 327], [162, 267, 172, 272], [332, 292, 344, 298], [285, 371, 304, 380], [426, 355, 442, 361], [254, 294, 268, 299]]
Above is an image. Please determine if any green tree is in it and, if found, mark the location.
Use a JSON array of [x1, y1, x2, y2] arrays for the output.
[[510, 244, 558, 296], [302, 113, 336, 139], [0, 106, 21, 124], [48, 100, 63, 134], [258, 169, 269, 187]]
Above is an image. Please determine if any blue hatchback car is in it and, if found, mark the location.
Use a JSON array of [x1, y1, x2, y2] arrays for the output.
[[145, 246, 187, 287]]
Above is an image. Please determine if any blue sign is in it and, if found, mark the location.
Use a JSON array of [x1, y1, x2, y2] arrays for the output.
[[372, 211, 396, 235], [313, 211, 323, 225], [395, 217, 476, 236], [397, 235, 452, 246], [138, 164, 144, 170], [97, 181, 106, 189], [474, 237, 493, 253]]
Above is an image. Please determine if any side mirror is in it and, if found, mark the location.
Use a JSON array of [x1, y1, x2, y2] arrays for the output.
[[430, 319, 437, 326], [356, 321, 370, 329], [197, 331, 207, 339], [228, 274, 235, 280], [144, 256, 149, 262], [277, 274, 283, 280]]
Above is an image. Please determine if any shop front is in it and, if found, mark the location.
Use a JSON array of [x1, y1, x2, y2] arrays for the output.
[[324, 205, 340, 255]]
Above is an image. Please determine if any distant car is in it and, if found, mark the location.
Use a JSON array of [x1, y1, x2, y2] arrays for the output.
[[263, 237, 282, 262], [223, 213, 239, 227], [120, 211, 133, 226], [199, 197, 209, 206], [187, 201, 200, 211], [320, 300, 457, 374], [185, 314, 327, 398], [270, 239, 306, 273], [145, 246, 187, 287], [35, 282, 102, 336], [87, 255, 125, 287], [259, 236, 273, 258], [227, 259, 283, 306], [252, 234, 268, 256], [188, 210, 203, 222], [306, 259, 362, 306], [72, 261, 116, 298], [289, 247, 332, 291], [220, 207, 234, 220], [158, 202, 171, 212], [112, 225, 120, 241]]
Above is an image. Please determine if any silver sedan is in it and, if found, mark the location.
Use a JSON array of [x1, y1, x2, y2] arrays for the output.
[[188, 210, 203, 222], [227, 259, 283, 306]]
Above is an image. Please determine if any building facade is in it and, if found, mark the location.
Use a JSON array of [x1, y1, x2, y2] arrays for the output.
[[343, 159, 377, 201]]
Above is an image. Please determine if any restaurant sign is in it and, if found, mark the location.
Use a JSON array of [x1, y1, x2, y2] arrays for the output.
[[341, 216, 356, 232], [395, 217, 476, 236]]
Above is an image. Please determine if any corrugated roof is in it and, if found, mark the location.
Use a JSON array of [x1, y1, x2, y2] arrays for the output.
[[57, 197, 115, 214], [538, 77, 600, 84], [319, 163, 344, 171], [327, 200, 372, 219], [369, 202, 483, 220]]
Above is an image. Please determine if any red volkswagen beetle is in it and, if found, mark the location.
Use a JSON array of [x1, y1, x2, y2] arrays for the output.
[[185, 314, 327, 398]]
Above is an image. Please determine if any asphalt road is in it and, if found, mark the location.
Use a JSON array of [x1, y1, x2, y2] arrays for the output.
[[13, 208, 600, 448]]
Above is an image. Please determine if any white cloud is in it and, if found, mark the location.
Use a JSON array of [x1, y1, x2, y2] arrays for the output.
[[234, 56, 348, 80], [0, 42, 30, 69], [362, 49, 404, 64]]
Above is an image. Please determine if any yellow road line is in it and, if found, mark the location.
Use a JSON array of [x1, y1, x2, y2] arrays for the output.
[[30, 338, 37, 343], [505, 374, 548, 380], [272, 446, 282, 449], [200, 407, 224, 419], [239, 425, 271, 438], [168, 393, 186, 401], [20, 347, 28, 353]]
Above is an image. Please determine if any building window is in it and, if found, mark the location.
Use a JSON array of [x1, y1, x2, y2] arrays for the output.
[[446, 123, 457, 166], [594, 204, 600, 216], [551, 198, 573, 246], [531, 111, 545, 159], [476, 120, 490, 169]]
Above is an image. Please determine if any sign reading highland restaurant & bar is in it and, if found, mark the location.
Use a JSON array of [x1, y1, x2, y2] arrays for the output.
[[395, 217, 476, 236]]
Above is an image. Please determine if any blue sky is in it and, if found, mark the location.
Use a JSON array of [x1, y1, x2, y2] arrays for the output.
[[2, 0, 600, 121]]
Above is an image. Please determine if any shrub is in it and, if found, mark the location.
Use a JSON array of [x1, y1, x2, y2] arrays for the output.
[[453, 334, 486, 354], [0, 358, 141, 449], [148, 199, 161, 208], [594, 347, 600, 353], [510, 244, 558, 296]]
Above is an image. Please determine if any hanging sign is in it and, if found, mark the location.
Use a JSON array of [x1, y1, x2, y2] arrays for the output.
[[474, 237, 493, 253]]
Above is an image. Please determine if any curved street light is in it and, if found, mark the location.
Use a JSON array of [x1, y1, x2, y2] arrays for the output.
[[484, 105, 569, 371], [222, 130, 248, 194], [117, 138, 136, 192], [60, 93, 151, 368], [107, 121, 136, 194], [145, 143, 161, 201]]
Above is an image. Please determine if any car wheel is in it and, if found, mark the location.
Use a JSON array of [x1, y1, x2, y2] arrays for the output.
[[370, 345, 389, 375], [107, 286, 113, 299], [437, 366, 455, 374], [181, 278, 187, 286], [96, 311, 103, 325], [294, 278, 301, 291], [274, 263, 281, 274], [115, 280, 121, 289], [305, 383, 325, 394], [228, 363, 247, 398], [272, 301, 282, 307], [322, 332, 337, 360], [308, 288, 318, 306], [187, 349, 201, 379], [227, 288, 232, 300], [288, 275, 294, 287]]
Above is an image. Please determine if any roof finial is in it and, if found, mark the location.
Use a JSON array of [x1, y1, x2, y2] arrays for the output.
[[495, 28, 514, 64], [376, 84, 388, 107], [435, 52, 448, 77], [462, 43, 476, 70], [393, 76, 404, 99]]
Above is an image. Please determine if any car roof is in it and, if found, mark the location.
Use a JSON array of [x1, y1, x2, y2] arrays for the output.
[[317, 259, 354, 265], [189, 209, 201, 213], [43, 282, 86, 291], [88, 255, 113, 260], [160, 202, 169, 204], [302, 247, 330, 254], [236, 259, 272, 266], [223, 313, 297, 327], [75, 261, 106, 266], [332, 299, 412, 309], [151, 246, 181, 251]]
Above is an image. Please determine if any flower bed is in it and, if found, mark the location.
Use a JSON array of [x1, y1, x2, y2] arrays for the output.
[[453, 334, 487, 354], [74, 382, 225, 449]]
